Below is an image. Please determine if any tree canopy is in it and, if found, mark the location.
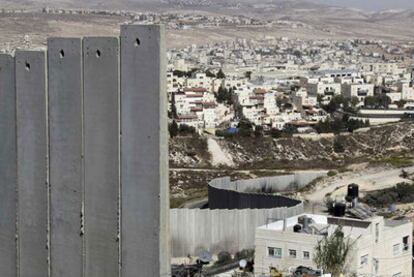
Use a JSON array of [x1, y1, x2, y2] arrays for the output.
[[314, 226, 354, 277], [216, 69, 226, 79]]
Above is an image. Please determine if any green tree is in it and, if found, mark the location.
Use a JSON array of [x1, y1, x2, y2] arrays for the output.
[[215, 86, 233, 105], [350, 96, 360, 108], [282, 124, 298, 136], [254, 125, 263, 137], [244, 71, 252, 80], [333, 136, 345, 153], [178, 124, 196, 136], [215, 251, 232, 266], [324, 95, 351, 114], [216, 68, 226, 79], [237, 118, 253, 137], [168, 120, 179, 138], [205, 69, 216, 78], [395, 100, 407, 109], [270, 128, 283, 139], [364, 94, 391, 108], [314, 227, 354, 277]]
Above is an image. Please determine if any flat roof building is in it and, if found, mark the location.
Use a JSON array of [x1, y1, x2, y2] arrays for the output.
[[254, 214, 412, 277]]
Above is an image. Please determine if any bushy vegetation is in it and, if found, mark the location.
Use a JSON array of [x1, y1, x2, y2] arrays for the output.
[[205, 69, 216, 78], [315, 116, 369, 134], [169, 121, 197, 138], [327, 170, 338, 177], [216, 68, 226, 79], [321, 95, 359, 114], [269, 125, 298, 138], [314, 227, 354, 277], [364, 94, 392, 109], [333, 136, 345, 153], [172, 68, 198, 78], [381, 156, 414, 168], [215, 86, 233, 105], [215, 251, 232, 266], [362, 182, 414, 207]]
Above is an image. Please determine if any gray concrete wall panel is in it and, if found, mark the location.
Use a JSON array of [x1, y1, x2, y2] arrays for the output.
[[120, 25, 170, 277], [15, 50, 48, 277], [48, 38, 83, 277], [83, 37, 119, 277], [0, 54, 17, 277], [170, 203, 304, 257]]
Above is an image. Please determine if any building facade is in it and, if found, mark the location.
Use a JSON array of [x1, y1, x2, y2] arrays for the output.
[[254, 214, 412, 277]]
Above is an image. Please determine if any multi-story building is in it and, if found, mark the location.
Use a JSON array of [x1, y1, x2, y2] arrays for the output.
[[360, 62, 400, 75], [254, 214, 412, 277], [342, 83, 374, 103], [399, 82, 414, 101], [185, 72, 215, 92], [307, 82, 342, 102]]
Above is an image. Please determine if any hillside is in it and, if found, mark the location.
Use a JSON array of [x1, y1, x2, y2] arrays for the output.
[[170, 121, 414, 170]]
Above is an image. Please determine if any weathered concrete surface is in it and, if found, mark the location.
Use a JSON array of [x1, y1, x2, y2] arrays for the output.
[[0, 54, 17, 276], [48, 38, 83, 277], [15, 50, 48, 277], [83, 37, 119, 277], [170, 205, 303, 257], [120, 24, 170, 277]]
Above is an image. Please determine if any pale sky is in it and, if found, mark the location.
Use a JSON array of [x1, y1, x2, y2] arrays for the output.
[[315, 0, 414, 11]]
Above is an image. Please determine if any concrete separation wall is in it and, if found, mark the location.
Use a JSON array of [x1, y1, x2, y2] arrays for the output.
[[0, 54, 17, 277], [0, 24, 169, 277], [15, 50, 48, 277], [211, 171, 327, 193], [170, 204, 304, 257], [120, 25, 170, 277], [48, 38, 83, 277], [170, 172, 326, 257], [83, 37, 120, 277]]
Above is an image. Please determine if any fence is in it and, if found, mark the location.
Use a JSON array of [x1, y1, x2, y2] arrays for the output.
[[0, 25, 169, 277]]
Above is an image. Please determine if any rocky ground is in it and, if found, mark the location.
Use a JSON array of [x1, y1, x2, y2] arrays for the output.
[[170, 121, 414, 169], [169, 122, 414, 207]]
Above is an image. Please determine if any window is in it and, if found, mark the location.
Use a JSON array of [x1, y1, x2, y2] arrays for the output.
[[360, 254, 368, 267], [393, 243, 400, 256], [375, 223, 379, 243], [289, 249, 297, 259], [303, 251, 310, 260], [373, 258, 379, 275], [403, 236, 409, 251], [268, 247, 282, 258]]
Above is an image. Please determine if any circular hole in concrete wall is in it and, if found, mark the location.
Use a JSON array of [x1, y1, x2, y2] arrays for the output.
[[134, 38, 141, 47], [96, 49, 101, 58], [25, 62, 30, 71], [59, 49, 65, 58]]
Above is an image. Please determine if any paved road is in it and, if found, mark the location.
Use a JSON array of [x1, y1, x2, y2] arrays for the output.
[[305, 166, 414, 203]]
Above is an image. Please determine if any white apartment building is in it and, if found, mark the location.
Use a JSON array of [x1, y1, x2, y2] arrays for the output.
[[400, 82, 414, 101], [341, 83, 374, 102], [174, 89, 205, 115], [175, 114, 200, 129], [263, 92, 279, 115], [221, 76, 248, 92], [291, 89, 318, 111], [307, 82, 342, 101], [167, 72, 185, 93], [185, 72, 215, 92], [360, 62, 400, 75], [270, 112, 302, 130], [236, 88, 281, 126], [203, 102, 217, 129], [254, 214, 412, 277]]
